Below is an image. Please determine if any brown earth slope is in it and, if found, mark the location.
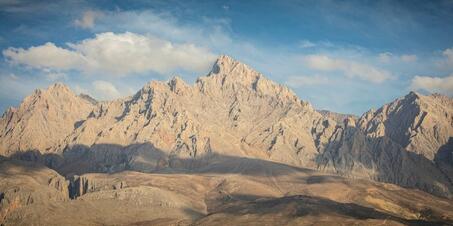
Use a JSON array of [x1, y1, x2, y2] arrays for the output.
[[1, 158, 452, 225]]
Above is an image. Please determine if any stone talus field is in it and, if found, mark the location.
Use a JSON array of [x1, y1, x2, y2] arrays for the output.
[[0, 55, 452, 225]]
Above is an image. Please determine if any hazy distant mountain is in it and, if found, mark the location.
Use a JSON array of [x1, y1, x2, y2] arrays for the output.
[[0, 55, 452, 225]]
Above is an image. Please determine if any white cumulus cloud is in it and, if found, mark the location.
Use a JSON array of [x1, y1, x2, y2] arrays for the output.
[[304, 55, 392, 83], [3, 32, 216, 76], [3, 42, 85, 70], [410, 75, 453, 95]]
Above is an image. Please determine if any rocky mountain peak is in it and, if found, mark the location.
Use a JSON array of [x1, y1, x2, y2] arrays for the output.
[[25, 83, 77, 105], [47, 82, 71, 92], [206, 55, 262, 84], [137, 80, 165, 95], [0, 83, 95, 155], [168, 76, 189, 94], [402, 91, 452, 110], [402, 91, 423, 106], [195, 55, 301, 106], [357, 91, 453, 162], [406, 91, 420, 98], [209, 55, 241, 74]]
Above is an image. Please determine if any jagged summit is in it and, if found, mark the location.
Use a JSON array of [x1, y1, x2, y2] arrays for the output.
[[130, 56, 301, 107], [208, 55, 256, 75], [205, 55, 262, 83], [48, 82, 71, 91], [196, 55, 301, 106], [404, 91, 452, 108], [28, 82, 73, 98], [22, 83, 77, 107], [168, 76, 189, 94], [407, 90, 420, 97]]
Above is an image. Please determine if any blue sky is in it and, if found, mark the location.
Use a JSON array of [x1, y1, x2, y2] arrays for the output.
[[1, 0, 453, 115]]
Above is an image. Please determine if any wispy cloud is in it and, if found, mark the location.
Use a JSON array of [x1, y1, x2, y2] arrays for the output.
[[299, 40, 317, 48], [378, 52, 417, 63], [45, 72, 67, 81], [304, 54, 392, 83], [74, 10, 103, 29], [298, 40, 335, 49]]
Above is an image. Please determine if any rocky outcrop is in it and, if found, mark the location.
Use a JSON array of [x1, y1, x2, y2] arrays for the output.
[[0, 160, 69, 224], [68, 174, 127, 199], [69, 175, 96, 199]]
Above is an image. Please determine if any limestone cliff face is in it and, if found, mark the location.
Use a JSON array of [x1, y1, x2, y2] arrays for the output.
[[0, 55, 452, 197]]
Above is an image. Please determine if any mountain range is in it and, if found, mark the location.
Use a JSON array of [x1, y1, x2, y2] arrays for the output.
[[0, 55, 452, 225]]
